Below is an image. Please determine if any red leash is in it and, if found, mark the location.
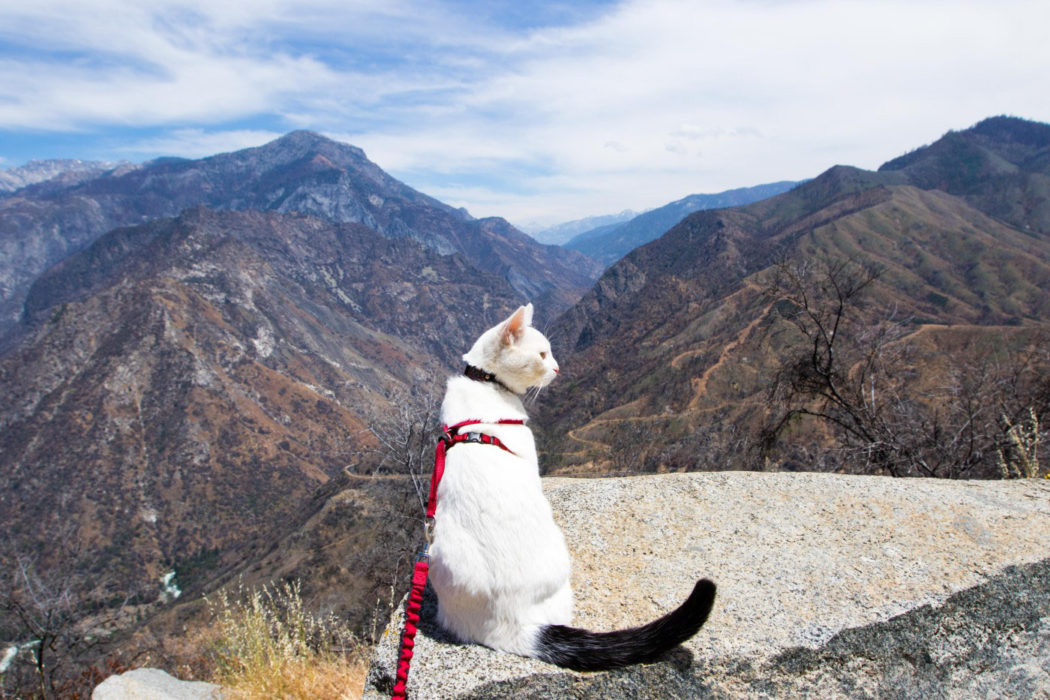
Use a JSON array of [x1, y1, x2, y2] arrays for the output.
[[390, 419, 523, 699]]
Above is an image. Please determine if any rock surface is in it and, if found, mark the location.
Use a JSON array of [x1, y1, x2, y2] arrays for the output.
[[92, 667, 223, 699], [364, 471, 1050, 698]]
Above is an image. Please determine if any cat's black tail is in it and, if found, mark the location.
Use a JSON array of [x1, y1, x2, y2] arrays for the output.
[[535, 578, 716, 671]]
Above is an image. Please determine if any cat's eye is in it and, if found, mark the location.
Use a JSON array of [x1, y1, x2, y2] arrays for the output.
[[540, 351, 548, 359]]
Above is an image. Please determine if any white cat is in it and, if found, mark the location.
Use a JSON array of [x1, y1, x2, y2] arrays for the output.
[[428, 303, 715, 670]]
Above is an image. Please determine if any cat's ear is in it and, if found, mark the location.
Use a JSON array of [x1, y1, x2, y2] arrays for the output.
[[500, 304, 533, 345]]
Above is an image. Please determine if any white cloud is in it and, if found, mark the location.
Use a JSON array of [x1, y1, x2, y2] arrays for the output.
[[0, 0, 453, 130], [358, 0, 1050, 222], [2, 0, 1050, 223]]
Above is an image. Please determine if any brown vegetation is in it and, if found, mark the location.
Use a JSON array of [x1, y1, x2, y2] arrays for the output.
[[760, 257, 1050, 479]]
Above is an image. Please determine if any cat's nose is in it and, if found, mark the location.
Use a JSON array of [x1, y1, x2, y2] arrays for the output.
[[553, 365, 560, 373]]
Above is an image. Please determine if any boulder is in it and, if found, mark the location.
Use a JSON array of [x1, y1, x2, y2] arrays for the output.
[[92, 667, 224, 699], [365, 472, 1050, 697]]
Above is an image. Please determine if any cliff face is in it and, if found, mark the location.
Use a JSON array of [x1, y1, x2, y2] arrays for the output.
[[365, 472, 1050, 698]]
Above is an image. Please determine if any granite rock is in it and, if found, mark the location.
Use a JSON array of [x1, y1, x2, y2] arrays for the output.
[[364, 471, 1050, 698], [91, 667, 224, 699]]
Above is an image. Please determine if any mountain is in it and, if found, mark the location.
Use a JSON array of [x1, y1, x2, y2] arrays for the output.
[[537, 117, 1050, 478], [880, 115, 1050, 236], [0, 205, 525, 631], [564, 181, 800, 265], [0, 132, 601, 692], [0, 131, 600, 337], [0, 159, 121, 194], [529, 210, 639, 245], [5, 117, 1048, 693]]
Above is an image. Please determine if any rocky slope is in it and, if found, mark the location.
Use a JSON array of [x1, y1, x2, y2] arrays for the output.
[[365, 471, 1050, 698], [0, 206, 522, 621], [538, 117, 1050, 477], [0, 131, 600, 335]]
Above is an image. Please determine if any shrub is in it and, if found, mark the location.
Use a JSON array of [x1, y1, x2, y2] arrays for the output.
[[998, 408, 1044, 479], [209, 581, 368, 699]]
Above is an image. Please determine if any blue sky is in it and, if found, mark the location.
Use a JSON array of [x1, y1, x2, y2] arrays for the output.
[[1, 0, 1049, 229]]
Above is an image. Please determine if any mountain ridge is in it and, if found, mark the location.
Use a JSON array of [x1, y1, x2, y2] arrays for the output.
[[0, 131, 600, 337], [538, 116, 1050, 478], [879, 115, 1050, 236], [0, 158, 122, 194], [529, 209, 639, 245], [564, 180, 801, 266]]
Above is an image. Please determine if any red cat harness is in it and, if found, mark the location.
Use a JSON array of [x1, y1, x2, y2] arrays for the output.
[[390, 418, 525, 700]]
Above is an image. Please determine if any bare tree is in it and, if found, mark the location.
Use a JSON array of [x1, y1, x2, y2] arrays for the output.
[[761, 257, 906, 472], [761, 256, 1050, 478], [354, 386, 441, 513], [0, 552, 101, 699]]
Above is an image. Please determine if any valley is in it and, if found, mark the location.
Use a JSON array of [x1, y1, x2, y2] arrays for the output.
[[1, 116, 1049, 695]]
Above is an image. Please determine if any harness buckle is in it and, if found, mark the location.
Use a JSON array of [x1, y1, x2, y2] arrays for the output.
[[465, 431, 482, 442]]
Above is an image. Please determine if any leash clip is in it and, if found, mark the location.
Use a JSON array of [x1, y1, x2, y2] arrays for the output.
[[423, 516, 435, 544]]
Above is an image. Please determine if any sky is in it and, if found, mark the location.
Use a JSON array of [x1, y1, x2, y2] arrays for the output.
[[1, 0, 1049, 231]]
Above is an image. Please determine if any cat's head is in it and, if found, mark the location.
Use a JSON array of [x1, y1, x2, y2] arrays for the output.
[[463, 303, 559, 394]]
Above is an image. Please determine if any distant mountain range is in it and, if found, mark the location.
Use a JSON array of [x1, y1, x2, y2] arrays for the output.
[[0, 131, 600, 338], [564, 181, 800, 265], [0, 158, 122, 193], [529, 210, 640, 245], [538, 116, 1050, 478]]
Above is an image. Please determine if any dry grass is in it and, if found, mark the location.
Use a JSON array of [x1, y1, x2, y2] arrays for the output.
[[209, 581, 369, 699], [998, 408, 1045, 479]]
